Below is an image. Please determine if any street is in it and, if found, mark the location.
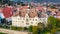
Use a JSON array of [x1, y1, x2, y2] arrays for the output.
[[0, 28, 28, 34]]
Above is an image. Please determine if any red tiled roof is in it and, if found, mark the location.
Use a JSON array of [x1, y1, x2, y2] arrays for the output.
[[19, 6, 28, 10], [37, 7, 44, 11], [57, 11, 60, 16], [19, 7, 23, 10], [2, 7, 12, 18]]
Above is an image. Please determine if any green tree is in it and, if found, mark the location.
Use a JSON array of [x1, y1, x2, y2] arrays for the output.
[[47, 16, 57, 34], [28, 25, 33, 32], [32, 26, 37, 34], [24, 27, 28, 30], [56, 19, 60, 31], [1, 18, 7, 24], [47, 16, 57, 28], [28, 26, 38, 34], [56, 19, 60, 28], [37, 23, 45, 34], [49, 6, 56, 9]]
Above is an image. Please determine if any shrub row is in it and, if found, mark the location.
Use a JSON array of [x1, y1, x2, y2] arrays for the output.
[[11, 26, 23, 31]]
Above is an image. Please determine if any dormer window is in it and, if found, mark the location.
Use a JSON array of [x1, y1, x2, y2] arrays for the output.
[[23, 12, 24, 13], [32, 12, 33, 13]]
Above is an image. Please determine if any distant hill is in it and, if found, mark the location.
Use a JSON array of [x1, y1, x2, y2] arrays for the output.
[[30, 0, 60, 3], [9, 0, 60, 3]]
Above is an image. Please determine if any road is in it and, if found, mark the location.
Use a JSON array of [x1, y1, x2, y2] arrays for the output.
[[0, 28, 28, 34]]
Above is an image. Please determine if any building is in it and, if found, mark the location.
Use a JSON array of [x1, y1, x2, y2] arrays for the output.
[[12, 8, 47, 27], [0, 4, 48, 27]]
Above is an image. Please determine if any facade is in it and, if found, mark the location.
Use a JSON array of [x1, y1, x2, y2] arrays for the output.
[[0, 4, 48, 27], [12, 15, 47, 27], [12, 8, 47, 27]]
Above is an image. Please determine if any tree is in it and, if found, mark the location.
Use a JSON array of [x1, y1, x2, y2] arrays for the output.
[[49, 6, 56, 9], [56, 19, 60, 28], [47, 16, 57, 28], [28, 26, 38, 34], [47, 16, 57, 34], [32, 26, 37, 34], [24, 27, 28, 30], [37, 23, 45, 34], [28, 25, 33, 32], [1, 18, 7, 24]]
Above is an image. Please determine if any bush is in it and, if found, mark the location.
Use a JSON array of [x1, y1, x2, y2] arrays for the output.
[[24, 27, 28, 30], [0, 24, 2, 28], [49, 6, 56, 9], [57, 28, 60, 31], [28, 25, 33, 32], [1, 25, 10, 29], [28, 32, 32, 34], [0, 32, 7, 34], [7, 22, 12, 25], [11, 26, 23, 31], [51, 28, 57, 34], [43, 32, 51, 34], [56, 19, 60, 28]]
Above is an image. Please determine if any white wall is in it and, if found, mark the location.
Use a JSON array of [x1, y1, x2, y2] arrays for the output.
[[12, 16, 47, 27]]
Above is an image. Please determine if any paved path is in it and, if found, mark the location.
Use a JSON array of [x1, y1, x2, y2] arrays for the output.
[[0, 28, 28, 34]]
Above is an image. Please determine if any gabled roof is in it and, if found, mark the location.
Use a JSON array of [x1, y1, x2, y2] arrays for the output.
[[2, 7, 13, 18], [57, 11, 60, 16]]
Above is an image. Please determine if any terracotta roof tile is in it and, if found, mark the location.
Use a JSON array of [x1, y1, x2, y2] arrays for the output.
[[57, 11, 60, 16], [2, 7, 12, 18]]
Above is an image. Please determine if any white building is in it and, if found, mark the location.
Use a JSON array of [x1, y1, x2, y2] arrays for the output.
[[11, 7, 48, 27], [12, 13, 47, 27]]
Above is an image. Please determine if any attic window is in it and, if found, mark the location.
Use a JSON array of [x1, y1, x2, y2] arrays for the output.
[[23, 12, 24, 13]]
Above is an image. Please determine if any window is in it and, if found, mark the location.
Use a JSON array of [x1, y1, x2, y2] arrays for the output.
[[36, 22, 37, 24], [26, 19, 28, 22], [32, 12, 33, 13], [31, 22, 33, 24], [30, 19, 31, 20], [22, 21, 24, 23], [18, 18, 20, 20], [33, 19, 34, 21], [44, 21, 46, 23], [36, 19, 37, 21], [13, 21, 17, 22], [23, 12, 24, 13], [26, 23, 29, 25], [40, 19, 41, 20]]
